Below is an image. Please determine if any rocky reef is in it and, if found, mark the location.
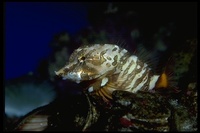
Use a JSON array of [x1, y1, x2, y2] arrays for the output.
[[5, 2, 197, 132]]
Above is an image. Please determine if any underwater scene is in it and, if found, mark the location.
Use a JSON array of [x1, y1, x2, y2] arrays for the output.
[[5, 2, 197, 131]]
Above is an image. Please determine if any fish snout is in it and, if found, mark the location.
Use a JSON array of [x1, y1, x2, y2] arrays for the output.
[[55, 66, 69, 78]]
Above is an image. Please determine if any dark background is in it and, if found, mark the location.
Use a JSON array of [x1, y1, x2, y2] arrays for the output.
[[5, 2, 197, 80]]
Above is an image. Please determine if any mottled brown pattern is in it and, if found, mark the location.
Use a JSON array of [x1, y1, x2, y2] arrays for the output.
[[112, 55, 118, 66], [132, 68, 148, 90], [99, 49, 108, 64], [88, 55, 102, 66], [106, 63, 111, 67], [141, 70, 152, 91], [55, 44, 160, 102], [85, 49, 96, 58], [112, 47, 118, 51], [121, 60, 134, 78], [80, 65, 99, 80], [117, 52, 130, 71], [130, 59, 145, 91], [106, 56, 112, 60]]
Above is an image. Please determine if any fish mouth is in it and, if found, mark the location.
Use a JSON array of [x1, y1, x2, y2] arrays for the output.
[[55, 65, 106, 85], [55, 70, 82, 83]]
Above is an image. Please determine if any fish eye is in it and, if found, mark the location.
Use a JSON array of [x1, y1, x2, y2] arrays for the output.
[[78, 56, 86, 62], [80, 56, 86, 60]]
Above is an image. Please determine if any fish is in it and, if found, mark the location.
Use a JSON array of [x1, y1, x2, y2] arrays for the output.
[[55, 44, 171, 101]]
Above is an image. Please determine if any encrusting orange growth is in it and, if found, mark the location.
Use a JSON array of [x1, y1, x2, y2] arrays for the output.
[[155, 71, 168, 89]]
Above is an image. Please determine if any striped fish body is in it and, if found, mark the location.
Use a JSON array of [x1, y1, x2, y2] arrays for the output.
[[55, 44, 160, 100]]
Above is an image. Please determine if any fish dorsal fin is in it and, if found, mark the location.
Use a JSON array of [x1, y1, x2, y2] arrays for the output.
[[134, 44, 159, 72]]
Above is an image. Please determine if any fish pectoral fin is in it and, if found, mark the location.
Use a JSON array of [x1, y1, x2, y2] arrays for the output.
[[95, 87, 113, 102]]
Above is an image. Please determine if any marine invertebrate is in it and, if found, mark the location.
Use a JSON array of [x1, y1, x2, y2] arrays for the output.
[[55, 44, 169, 101]]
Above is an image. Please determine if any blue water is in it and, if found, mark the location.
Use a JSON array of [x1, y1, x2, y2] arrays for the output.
[[5, 2, 89, 80]]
